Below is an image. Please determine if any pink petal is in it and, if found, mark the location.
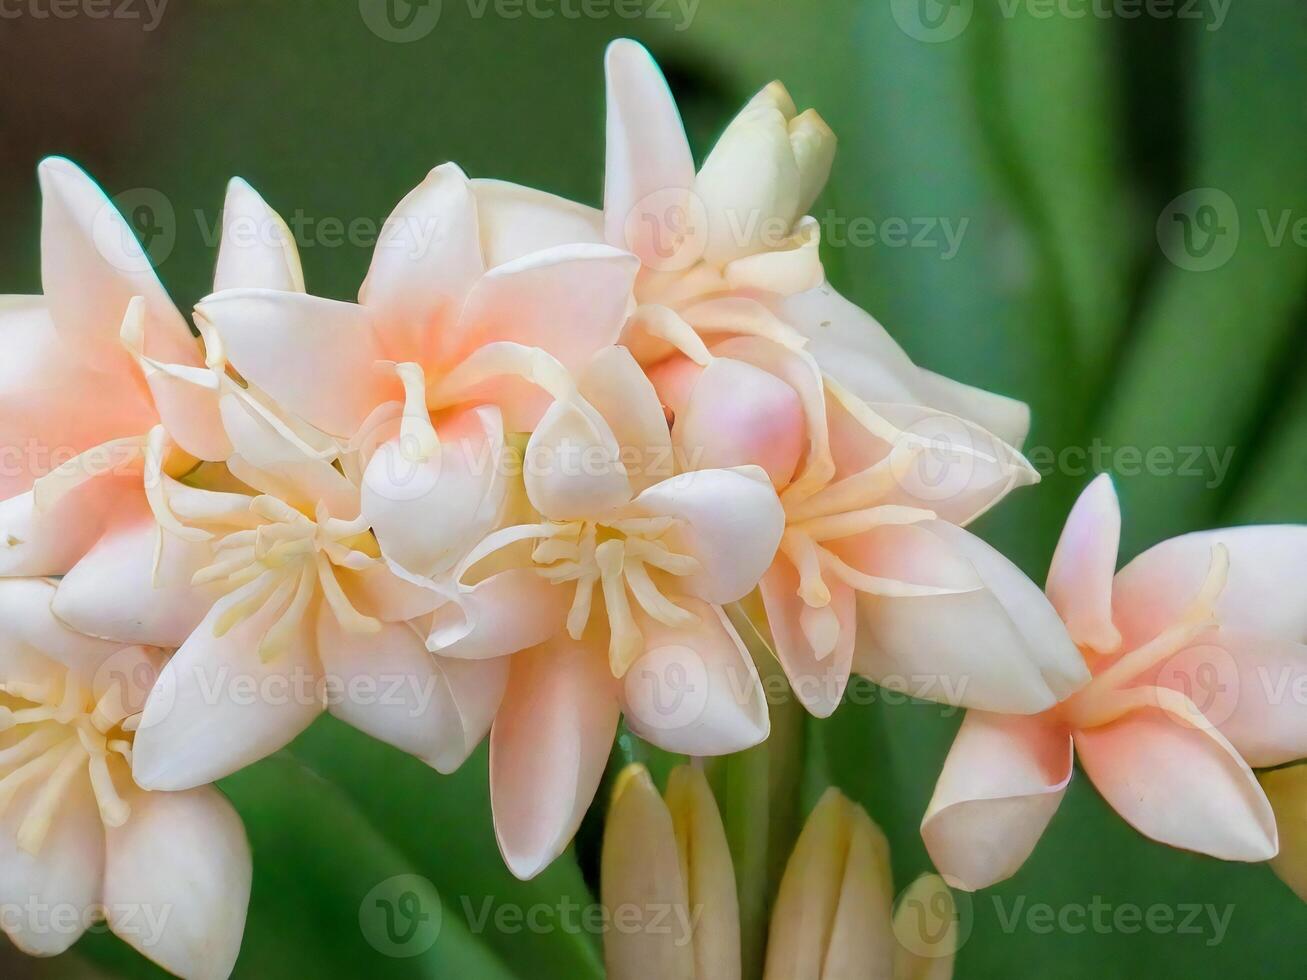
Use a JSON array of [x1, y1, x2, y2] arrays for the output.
[[674, 356, 807, 489], [38, 157, 199, 371], [1113, 525, 1307, 649], [360, 163, 485, 363], [628, 467, 784, 605], [196, 288, 395, 438], [621, 600, 770, 755], [854, 522, 1089, 714], [602, 39, 696, 265], [452, 243, 638, 372], [0, 475, 142, 578], [214, 177, 305, 293], [317, 616, 507, 773], [921, 710, 1072, 891], [1045, 474, 1122, 653], [1075, 688, 1278, 861], [131, 577, 324, 791], [758, 554, 855, 718], [490, 633, 619, 879], [103, 786, 251, 980], [1153, 630, 1307, 768], [427, 568, 570, 660], [0, 578, 122, 682], [524, 399, 632, 522], [0, 298, 155, 498]]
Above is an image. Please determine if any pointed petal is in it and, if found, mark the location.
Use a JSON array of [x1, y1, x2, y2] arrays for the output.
[[629, 467, 784, 605], [104, 786, 251, 980], [600, 765, 697, 980], [38, 157, 198, 370], [921, 710, 1072, 891], [1113, 525, 1307, 649], [360, 163, 484, 360], [759, 555, 855, 718], [855, 522, 1089, 714], [196, 288, 393, 437], [622, 599, 770, 755], [490, 633, 619, 879], [214, 177, 305, 293], [0, 779, 103, 956], [131, 577, 324, 790], [1045, 474, 1122, 653], [1075, 687, 1278, 861], [602, 39, 696, 264]]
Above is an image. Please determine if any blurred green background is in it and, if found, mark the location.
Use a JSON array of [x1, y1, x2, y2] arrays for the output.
[[2, 0, 1305, 976]]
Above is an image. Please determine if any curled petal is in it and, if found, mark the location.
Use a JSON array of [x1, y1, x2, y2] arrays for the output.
[[921, 710, 1073, 891], [579, 346, 674, 494], [472, 178, 604, 266], [525, 399, 632, 522], [628, 467, 784, 605], [428, 568, 570, 661], [621, 600, 770, 756], [215, 177, 305, 293]]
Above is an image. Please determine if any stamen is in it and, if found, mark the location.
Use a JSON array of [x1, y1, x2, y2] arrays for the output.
[[621, 537, 700, 576], [820, 549, 971, 598], [394, 362, 440, 462], [596, 540, 643, 676], [624, 559, 697, 628], [316, 554, 381, 634], [213, 570, 286, 637], [87, 753, 131, 828], [17, 742, 89, 855], [259, 565, 316, 662], [0, 737, 77, 816], [800, 603, 841, 662], [0, 728, 68, 771], [780, 530, 830, 607], [145, 427, 212, 543], [784, 453, 912, 524], [795, 504, 936, 543]]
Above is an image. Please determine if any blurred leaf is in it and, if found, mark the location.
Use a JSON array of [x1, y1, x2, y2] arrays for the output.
[[288, 718, 604, 980]]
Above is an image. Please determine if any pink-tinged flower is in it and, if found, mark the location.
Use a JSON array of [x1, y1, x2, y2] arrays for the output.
[[55, 179, 507, 791], [0, 159, 227, 580], [651, 333, 1075, 720], [0, 580, 250, 977], [923, 474, 1307, 890], [600, 40, 1030, 449], [423, 343, 780, 879]]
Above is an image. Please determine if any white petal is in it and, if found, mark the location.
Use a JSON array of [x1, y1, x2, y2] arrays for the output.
[[472, 178, 604, 266], [214, 177, 305, 293], [104, 785, 251, 980]]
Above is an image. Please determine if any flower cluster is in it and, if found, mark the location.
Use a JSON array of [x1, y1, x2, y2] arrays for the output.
[[2, 37, 1305, 979]]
